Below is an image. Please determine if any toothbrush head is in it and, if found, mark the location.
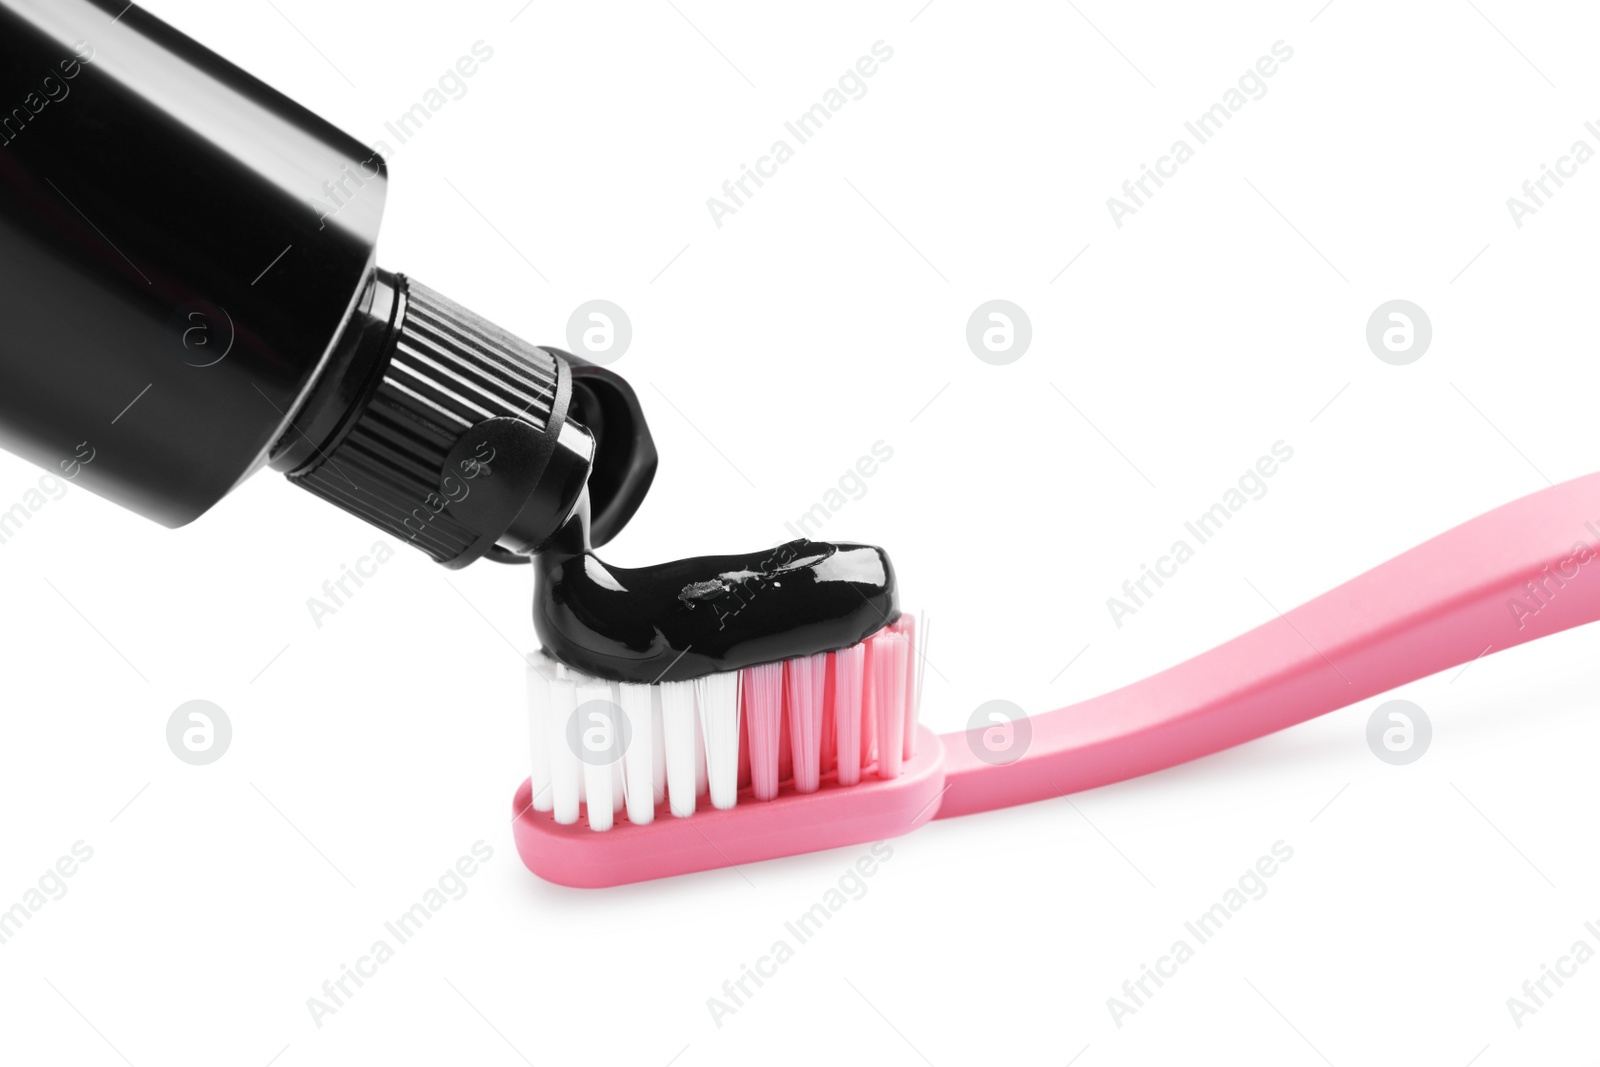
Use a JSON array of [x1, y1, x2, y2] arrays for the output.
[[512, 727, 945, 888], [515, 614, 934, 888]]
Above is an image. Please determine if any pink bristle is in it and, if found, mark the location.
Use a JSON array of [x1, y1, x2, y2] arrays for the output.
[[785, 652, 827, 793], [778, 690, 793, 785], [820, 651, 838, 777], [861, 637, 878, 769], [893, 615, 918, 761], [873, 632, 908, 779], [743, 662, 783, 801], [833, 643, 865, 785]]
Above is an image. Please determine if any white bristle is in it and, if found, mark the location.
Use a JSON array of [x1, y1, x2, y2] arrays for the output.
[[833, 644, 865, 786], [694, 709, 709, 798], [547, 678, 581, 825], [661, 680, 699, 817], [873, 633, 909, 780], [526, 655, 555, 812], [744, 662, 784, 801], [651, 689, 667, 805], [785, 652, 828, 793], [576, 682, 616, 832], [696, 671, 742, 810], [556, 663, 585, 806], [619, 682, 655, 825], [610, 682, 626, 816]]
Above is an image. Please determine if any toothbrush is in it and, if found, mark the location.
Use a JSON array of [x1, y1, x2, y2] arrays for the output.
[[515, 472, 1600, 887]]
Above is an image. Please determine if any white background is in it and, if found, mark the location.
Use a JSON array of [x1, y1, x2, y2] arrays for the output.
[[3, 0, 1600, 1064]]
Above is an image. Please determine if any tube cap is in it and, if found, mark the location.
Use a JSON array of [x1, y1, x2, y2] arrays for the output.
[[287, 276, 653, 567]]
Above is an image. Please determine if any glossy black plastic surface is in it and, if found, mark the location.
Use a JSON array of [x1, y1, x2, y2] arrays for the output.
[[0, 0, 383, 526], [533, 497, 899, 682]]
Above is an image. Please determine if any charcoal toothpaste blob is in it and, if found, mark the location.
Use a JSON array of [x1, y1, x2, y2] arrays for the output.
[[11, 1, 1600, 891]]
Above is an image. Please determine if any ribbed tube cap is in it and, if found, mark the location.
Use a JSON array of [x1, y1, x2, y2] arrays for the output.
[[291, 276, 572, 566]]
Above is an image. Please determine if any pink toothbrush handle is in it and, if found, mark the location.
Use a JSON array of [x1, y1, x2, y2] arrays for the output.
[[936, 473, 1600, 819]]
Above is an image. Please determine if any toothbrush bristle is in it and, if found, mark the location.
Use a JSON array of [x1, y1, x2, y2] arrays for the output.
[[660, 680, 698, 818], [895, 613, 923, 762], [525, 618, 924, 829], [693, 697, 710, 800], [548, 677, 580, 825], [833, 643, 865, 786], [696, 672, 741, 810], [819, 652, 838, 779], [744, 662, 784, 801], [873, 632, 908, 780], [784, 652, 827, 794], [619, 682, 655, 826], [576, 682, 617, 831], [649, 691, 667, 806]]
